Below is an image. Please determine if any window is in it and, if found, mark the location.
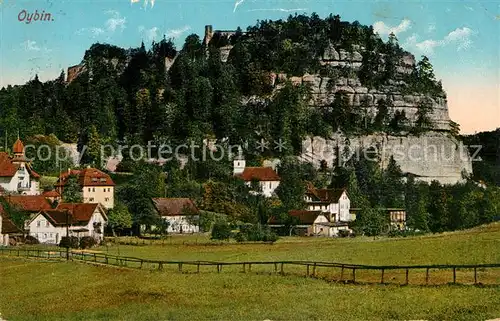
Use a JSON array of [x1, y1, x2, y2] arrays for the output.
[[88, 188, 91, 192], [269, 182, 271, 189], [92, 188, 95, 192], [46, 221, 50, 227], [108, 188, 111, 192], [105, 197, 109, 202], [43, 234, 47, 239], [37, 221, 41, 227]]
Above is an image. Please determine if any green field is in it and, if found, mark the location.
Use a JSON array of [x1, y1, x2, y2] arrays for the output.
[[1, 224, 500, 320]]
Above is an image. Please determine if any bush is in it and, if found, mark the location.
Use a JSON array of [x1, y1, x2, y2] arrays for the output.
[[210, 222, 232, 241], [79, 236, 97, 249], [59, 236, 79, 248], [236, 224, 279, 243], [338, 230, 351, 238]]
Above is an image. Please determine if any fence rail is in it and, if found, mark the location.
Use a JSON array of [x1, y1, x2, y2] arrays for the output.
[[1, 248, 499, 286]]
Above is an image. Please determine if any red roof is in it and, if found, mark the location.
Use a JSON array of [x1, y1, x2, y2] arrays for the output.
[[55, 168, 115, 187], [152, 198, 199, 216], [306, 186, 347, 203], [0, 152, 18, 177], [13, 139, 24, 154], [56, 203, 106, 223], [2, 195, 52, 212], [237, 167, 280, 182], [42, 190, 60, 198], [268, 210, 329, 225]]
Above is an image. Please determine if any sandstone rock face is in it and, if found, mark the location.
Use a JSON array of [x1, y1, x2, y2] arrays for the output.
[[300, 132, 473, 185]]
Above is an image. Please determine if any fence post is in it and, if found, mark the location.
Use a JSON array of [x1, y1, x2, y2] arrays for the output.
[[249, 263, 252, 272], [352, 268, 356, 283], [158, 262, 163, 270], [340, 265, 344, 281], [474, 267, 477, 284], [274, 263, 277, 273], [140, 260, 143, 269], [197, 263, 200, 274], [243, 263, 246, 273], [381, 269, 384, 284], [178, 263, 183, 272], [94, 253, 97, 262], [405, 269, 409, 285], [426, 268, 430, 284], [306, 264, 310, 277], [313, 263, 317, 277], [106, 256, 109, 265], [453, 267, 456, 284], [280, 263, 284, 275]]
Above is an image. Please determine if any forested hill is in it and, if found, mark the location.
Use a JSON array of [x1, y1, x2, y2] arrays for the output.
[[1, 13, 451, 167], [462, 129, 500, 186]]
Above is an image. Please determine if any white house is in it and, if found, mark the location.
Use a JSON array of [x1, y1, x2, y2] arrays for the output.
[[151, 198, 200, 234], [55, 168, 115, 209], [0, 139, 41, 195], [233, 158, 280, 197], [305, 184, 351, 223], [27, 203, 107, 244]]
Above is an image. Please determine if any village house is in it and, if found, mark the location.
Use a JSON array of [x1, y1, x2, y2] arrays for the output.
[[268, 210, 331, 236], [233, 157, 280, 197], [55, 167, 115, 209], [151, 198, 200, 234], [305, 184, 352, 222], [0, 139, 41, 195], [27, 203, 107, 244]]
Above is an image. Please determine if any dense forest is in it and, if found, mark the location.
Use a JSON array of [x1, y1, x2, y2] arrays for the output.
[[1, 13, 497, 236], [0, 13, 445, 170]]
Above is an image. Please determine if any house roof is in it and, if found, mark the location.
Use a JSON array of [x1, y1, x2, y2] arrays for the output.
[[268, 210, 329, 225], [2, 195, 52, 212], [0, 152, 18, 177], [57, 203, 107, 223], [42, 190, 60, 198], [38, 209, 71, 226], [237, 167, 280, 182], [0, 152, 40, 179], [152, 198, 199, 216], [306, 186, 347, 203], [13, 139, 24, 154], [55, 168, 115, 187]]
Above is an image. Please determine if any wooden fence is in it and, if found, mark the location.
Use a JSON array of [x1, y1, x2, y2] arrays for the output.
[[1, 248, 499, 286]]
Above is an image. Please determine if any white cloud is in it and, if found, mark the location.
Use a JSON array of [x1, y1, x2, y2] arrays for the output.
[[404, 27, 474, 55], [76, 11, 126, 38], [233, 0, 245, 12], [373, 18, 411, 36], [21, 40, 40, 51], [105, 11, 126, 32], [165, 26, 191, 39], [247, 8, 308, 13], [139, 26, 159, 42], [131, 0, 155, 9]]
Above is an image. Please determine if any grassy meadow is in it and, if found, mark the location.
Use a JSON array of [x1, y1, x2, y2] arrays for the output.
[[1, 223, 499, 320]]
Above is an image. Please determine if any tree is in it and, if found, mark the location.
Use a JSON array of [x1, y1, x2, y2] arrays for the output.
[[275, 158, 308, 211], [107, 202, 133, 236], [380, 156, 404, 208], [211, 221, 233, 241], [62, 174, 83, 203], [374, 98, 390, 130], [405, 175, 429, 231], [352, 206, 388, 237]]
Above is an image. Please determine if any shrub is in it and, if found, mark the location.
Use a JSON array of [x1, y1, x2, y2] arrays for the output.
[[211, 222, 232, 241], [236, 224, 279, 243], [338, 230, 351, 238], [79, 236, 97, 249], [59, 236, 79, 248]]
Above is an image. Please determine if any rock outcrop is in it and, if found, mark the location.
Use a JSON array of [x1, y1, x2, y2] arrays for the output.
[[300, 132, 473, 185]]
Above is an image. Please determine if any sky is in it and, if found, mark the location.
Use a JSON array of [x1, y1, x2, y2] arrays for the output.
[[0, 0, 498, 134]]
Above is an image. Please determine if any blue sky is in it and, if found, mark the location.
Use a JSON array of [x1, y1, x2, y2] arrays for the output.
[[0, 0, 498, 133]]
